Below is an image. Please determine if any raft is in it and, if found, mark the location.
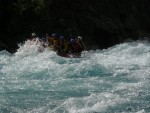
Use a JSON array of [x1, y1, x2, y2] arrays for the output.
[[57, 52, 81, 58]]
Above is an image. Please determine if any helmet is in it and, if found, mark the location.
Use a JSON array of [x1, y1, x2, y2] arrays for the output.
[[52, 33, 57, 37], [70, 38, 75, 44], [60, 36, 64, 39], [42, 37, 46, 41], [32, 33, 36, 37], [70, 38, 74, 42], [78, 36, 82, 40]]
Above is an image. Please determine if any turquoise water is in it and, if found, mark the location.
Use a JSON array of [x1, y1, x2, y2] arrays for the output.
[[0, 40, 150, 113]]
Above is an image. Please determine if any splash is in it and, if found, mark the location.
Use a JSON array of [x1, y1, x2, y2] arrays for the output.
[[0, 40, 150, 113]]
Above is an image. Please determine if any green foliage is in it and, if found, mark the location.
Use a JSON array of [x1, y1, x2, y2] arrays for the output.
[[13, 0, 45, 15]]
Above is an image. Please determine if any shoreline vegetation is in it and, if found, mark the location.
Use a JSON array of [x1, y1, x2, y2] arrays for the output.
[[1, 0, 150, 53]]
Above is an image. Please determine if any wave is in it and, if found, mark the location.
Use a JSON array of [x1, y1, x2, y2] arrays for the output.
[[0, 40, 150, 113]]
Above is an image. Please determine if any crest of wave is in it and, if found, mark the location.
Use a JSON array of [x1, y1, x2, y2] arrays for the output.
[[15, 38, 45, 57]]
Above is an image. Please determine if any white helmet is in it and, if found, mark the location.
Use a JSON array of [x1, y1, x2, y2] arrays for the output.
[[78, 36, 82, 40], [32, 33, 36, 37]]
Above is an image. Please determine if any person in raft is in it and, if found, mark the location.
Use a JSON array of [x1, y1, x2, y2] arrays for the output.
[[47, 33, 60, 51], [73, 36, 85, 56], [57, 36, 69, 54]]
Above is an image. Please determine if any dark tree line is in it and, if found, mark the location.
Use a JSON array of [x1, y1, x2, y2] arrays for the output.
[[1, 0, 150, 52]]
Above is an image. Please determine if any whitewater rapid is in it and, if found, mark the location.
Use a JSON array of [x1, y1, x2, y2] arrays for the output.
[[0, 40, 150, 113]]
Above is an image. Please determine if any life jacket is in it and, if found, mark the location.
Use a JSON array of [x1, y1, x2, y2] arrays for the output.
[[47, 37, 54, 46], [58, 40, 68, 53], [68, 43, 74, 54], [53, 38, 60, 51], [74, 41, 83, 53]]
